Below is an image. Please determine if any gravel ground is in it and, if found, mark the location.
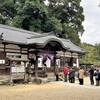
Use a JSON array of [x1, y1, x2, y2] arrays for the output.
[[0, 77, 100, 100]]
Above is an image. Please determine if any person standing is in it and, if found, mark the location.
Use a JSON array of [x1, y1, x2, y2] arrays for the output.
[[69, 67, 75, 83], [42, 63, 47, 77], [79, 67, 85, 85], [55, 65, 59, 81], [94, 69, 100, 86], [89, 66, 94, 85], [63, 64, 69, 82]]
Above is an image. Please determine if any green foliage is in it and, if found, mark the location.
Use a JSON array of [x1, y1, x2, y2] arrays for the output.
[[47, 0, 84, 43], [95, 43, 100, 54], [95, 43, 100, 60], [62, 23, 80, 45], [0, 0, 84, 45], [11, 16, 23, 27], [80, 43, 100, 65]]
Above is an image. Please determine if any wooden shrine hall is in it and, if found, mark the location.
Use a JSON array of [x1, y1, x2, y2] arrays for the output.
[[0, 24, 85, 81]]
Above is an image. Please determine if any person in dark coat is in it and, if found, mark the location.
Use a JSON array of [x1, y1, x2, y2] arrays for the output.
[[69, 67, 75, 83], [89, 66, 94, 85], [94, 69, 100, 86]]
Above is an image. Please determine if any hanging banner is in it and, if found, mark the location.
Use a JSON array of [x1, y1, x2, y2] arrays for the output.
[[38, 57, 43, 68], [43, 53, 54, 68], [45, 57, 51, 68], [56, 59, 60, 68]]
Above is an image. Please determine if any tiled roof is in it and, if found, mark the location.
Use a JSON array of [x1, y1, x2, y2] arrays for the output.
[[0, 24, 41, 44], [0, 24, 85, 54], [27, 34, 85, 54]]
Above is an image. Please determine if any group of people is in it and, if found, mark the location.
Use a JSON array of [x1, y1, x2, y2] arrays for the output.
[[89, 66, 100, 86], [63, 65, 76, 83], [55, 64, 100, 86], [63, 65, 85, 85]]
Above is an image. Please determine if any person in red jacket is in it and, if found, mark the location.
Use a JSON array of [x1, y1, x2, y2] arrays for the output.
[[63, 64, 69, 82]]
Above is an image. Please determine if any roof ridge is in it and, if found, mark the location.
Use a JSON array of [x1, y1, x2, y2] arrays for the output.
[[0, 24, 41, 35], [28, 32, 54, 39]]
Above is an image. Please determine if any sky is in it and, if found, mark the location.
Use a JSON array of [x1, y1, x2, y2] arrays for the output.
[[81, 0, 100, 45]]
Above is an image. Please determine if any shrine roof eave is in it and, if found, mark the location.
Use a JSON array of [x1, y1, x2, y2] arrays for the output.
[[27, 35, 86, 54]]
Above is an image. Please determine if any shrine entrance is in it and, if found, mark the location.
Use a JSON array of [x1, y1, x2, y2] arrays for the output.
[[27, 41, 66, 79]]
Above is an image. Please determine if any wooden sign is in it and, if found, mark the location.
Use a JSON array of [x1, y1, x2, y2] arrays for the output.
[[11, 66, 25, 80]]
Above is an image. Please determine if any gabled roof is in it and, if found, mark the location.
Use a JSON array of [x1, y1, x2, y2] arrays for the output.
[[27, 34, 85, 54], [0, 24, 85, 54]]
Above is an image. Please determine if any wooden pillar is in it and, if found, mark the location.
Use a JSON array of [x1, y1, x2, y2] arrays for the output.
[[76, 54, 79, 68], [69, 52, 73, 67], [24, 61, 27, 82], [20, 47, 22, 54], [62, 50, 66, 67], [9, 61, 14, 85], [27, 48, 29, 60], [33, 50, 42, 84], [4, 43, 6, 57], [63, 51, 66, 67], [34, 50, 39, 79], [53, 51, 57, 74]]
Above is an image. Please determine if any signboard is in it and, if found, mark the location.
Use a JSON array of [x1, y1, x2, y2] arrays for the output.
[[0, 60, 5, 64], [11, 66, 25, 80], [11, 66, 25, 73], [7, 53, 28, 61]]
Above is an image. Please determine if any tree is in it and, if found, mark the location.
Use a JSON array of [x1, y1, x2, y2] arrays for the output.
[[0, 0, 48, 30], [0, 0, 84, 45], [80, 43, 100, 65], [95, 43, 100, 60], [48, 0, 84, 44]]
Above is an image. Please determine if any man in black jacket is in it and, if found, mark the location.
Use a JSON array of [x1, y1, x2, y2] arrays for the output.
[[94, 69, 100, 86], [89, 66, 94, 85]]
